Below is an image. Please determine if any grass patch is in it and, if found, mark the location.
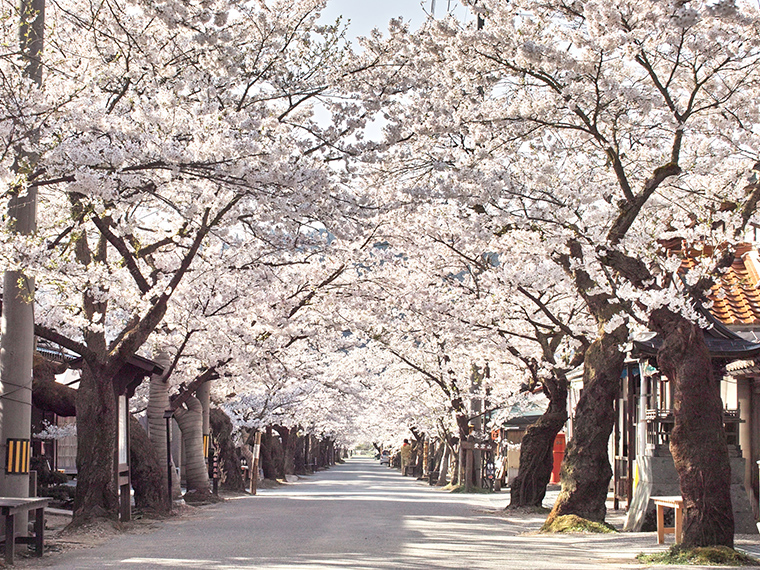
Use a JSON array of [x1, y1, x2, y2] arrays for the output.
[[447, 485, 494, 494], [540, 514, 617, 534], [637, 545, 760, 566]]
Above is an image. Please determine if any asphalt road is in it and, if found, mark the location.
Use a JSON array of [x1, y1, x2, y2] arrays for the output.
[[24, 457, 760, 569]]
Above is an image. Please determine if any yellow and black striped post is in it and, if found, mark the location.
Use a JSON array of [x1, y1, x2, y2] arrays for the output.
[[203, 434, 209, 459], [5, 439, 30, 474]]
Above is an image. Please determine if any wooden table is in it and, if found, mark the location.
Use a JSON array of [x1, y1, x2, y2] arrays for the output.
[[0, 497, 50, 564], [651, 495, 684, 545]]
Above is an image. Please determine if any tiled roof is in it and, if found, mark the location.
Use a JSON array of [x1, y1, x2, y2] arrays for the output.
[[706, 246, 760, 326]]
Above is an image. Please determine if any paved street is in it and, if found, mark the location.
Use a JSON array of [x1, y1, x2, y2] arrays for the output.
[[24, 457, 760, 569]]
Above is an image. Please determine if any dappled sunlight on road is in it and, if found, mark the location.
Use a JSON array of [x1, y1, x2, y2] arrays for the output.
[[39, 457, 754, 570], [120, 558, 217, 567]]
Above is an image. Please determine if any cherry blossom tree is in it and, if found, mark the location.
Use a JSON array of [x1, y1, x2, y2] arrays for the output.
[[342, 196, 592, 502], [0, 0, 368, 523], [350, 0, 760, 546]]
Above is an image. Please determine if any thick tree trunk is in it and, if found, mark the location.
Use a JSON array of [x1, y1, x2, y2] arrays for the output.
[[259, 426, 278, 480], [274, 425, 297, 477], [32, 355, 75, 417], [33, 356, 166, 513], [147, 367, 182, 500], [313, 438, 325, 470], [73, 363, 119, 522], [285, 428, 298, 474], [32, 355, 75, 416], [174, 395, 212, 502], [508, 378, 568, 509], [545, 328, 625, 525], [129, 415, 167, 512], [209, 408, 244, 492], [650, 308, 734, 548], [329, 439, 337, 465], [293, 430, 307, 475]]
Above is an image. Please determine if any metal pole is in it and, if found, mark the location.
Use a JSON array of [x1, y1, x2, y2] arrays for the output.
[[250, 431, 261, 495], [164, 411, 173, 510]]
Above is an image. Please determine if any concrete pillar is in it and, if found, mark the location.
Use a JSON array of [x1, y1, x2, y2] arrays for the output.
[[738, 378, 754, 511], [197, 383, 210, 465]]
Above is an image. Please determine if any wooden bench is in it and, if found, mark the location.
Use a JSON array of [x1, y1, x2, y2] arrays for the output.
[[0, 497, 50, 564], [651, 495, 684, 545]]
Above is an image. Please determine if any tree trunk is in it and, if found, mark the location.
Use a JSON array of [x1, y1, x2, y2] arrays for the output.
[[312, 438, 324, 470], [259, 427, 278, 480], [436, 441, 450, 486], [32, 355, 75, 417], [293, 430, 307, 475], [275, 425, 298, 477], [129, 415, 167, 512], [73, 363, 119, 522], [545, 328, 625, 525], [304, 435, 312, 472], [454, 411, 469, 487], [147, 366, 182, 501], [174, 395, 211, 502], [209, 408, 244, 492], [428, 439, 443, 484], [450, 440, 460, 486], [33, 356, 167, 513], [650, 308, 734, 548], [508, 377, 568, 509]]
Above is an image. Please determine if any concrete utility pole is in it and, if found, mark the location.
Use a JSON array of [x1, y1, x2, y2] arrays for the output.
[[198, 382, 210, 465], [0, 0, 43, 510]]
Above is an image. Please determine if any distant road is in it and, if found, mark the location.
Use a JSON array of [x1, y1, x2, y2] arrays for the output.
[[23, 457, 757, 569]]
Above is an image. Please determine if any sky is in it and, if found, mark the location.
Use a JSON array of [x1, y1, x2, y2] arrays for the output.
[[319, 0, 472, 39]]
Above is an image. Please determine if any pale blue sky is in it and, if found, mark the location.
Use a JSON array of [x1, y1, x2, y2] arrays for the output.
[[319, 0, 471, 39]]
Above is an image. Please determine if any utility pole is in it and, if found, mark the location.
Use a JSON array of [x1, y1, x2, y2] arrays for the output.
[[0, 0, 44, 513], [198, 382, 210, 466]]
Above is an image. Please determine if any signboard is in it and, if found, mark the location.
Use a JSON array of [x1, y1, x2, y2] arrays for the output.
[[118, 395, 128, 465]]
